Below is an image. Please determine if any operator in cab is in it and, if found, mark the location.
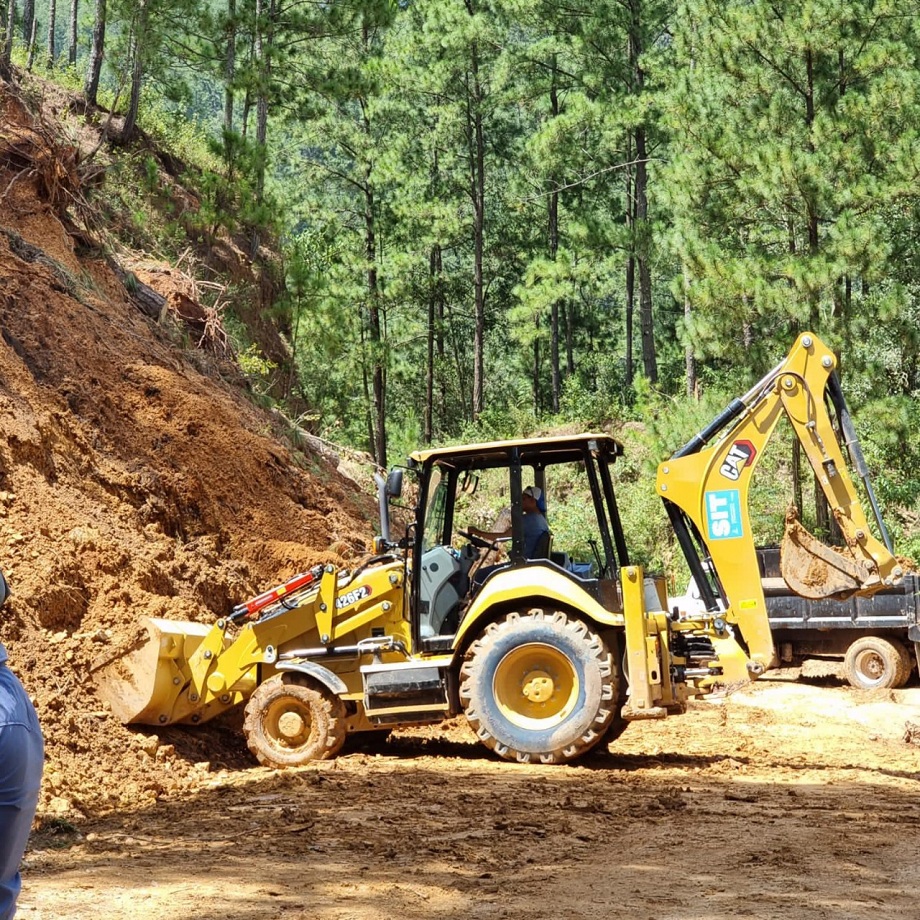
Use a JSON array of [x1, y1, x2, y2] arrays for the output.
[[469, 485, 549, 566]]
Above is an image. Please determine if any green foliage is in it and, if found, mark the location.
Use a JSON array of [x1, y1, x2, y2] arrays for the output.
[[853, 397, 920, 561], [237, 343, 277, 378], [13, 0, 920, 551], [140, 99, 220, 171], [661, 0, 920, 361]]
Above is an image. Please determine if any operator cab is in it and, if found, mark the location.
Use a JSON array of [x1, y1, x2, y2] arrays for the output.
[[405, 434, 631, 651]]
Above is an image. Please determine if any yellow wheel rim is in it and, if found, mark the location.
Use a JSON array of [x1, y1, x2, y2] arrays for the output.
[[493, 643, 579, 729], [265, 696, 313, 750]]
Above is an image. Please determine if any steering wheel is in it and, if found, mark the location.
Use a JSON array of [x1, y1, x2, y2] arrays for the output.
[[457, 530, 497, 551]]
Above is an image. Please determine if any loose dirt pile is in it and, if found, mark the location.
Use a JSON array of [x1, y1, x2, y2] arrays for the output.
[[0, 87, 376, 818]]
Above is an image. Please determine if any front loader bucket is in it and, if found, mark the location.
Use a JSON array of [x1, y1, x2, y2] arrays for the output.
[[93, 617, 212, 725], [780, 510, 878, 600]]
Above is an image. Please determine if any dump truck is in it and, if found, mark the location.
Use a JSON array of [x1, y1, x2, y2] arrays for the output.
[[674, 548, 920, 690], [95, 332, 905, 766], [765, 554, 920, 689]]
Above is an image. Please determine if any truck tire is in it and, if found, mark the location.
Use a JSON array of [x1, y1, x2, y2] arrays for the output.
[[459, 608, 616, 764], [243, 674, 347, 767], [843, 637, 912, 690]]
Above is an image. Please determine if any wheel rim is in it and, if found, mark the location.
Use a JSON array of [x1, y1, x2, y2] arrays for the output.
[[492, 642, 579, 729], [264, 695, 315, 752], [854, 649, 885, 685]]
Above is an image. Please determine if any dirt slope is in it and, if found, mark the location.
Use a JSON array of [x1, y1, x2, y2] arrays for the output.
[[0, 88, 376, 818]]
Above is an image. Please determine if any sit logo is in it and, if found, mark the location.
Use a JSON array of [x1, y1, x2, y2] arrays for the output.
[[705, 489, 743, 540], [720, 440, 756, 481]]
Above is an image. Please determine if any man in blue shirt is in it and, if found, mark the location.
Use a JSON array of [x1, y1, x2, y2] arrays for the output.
[[469, 486, 550, 582], [0, 573, 43, 920]]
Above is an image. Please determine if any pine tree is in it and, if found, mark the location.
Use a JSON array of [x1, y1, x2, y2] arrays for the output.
[[664, 0, 920, 364]]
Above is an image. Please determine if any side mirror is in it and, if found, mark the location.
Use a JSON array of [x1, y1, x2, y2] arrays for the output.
[[0, 572, 9, 608], [460, 469, 480, 495], [386, 468, 403, 499]]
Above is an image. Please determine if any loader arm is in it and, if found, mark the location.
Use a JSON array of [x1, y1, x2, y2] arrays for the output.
[[657, 332, 903, 675], [96, 560, 410, 726]]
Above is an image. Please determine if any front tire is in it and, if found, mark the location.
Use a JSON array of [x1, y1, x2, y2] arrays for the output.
[[843, 637, 912, 690], [459, 609, 616, 764], [243, 674, 347, 767]]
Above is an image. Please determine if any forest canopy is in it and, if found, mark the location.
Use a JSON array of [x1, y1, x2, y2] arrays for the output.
[[2, 0, 918, 561]]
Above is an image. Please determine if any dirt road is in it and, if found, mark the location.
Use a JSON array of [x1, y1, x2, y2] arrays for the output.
[[17, 674, 920, 920]]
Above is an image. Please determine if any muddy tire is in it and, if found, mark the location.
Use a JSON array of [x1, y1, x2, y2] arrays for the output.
[[243, 674, 347, 767], [843, 637, 912, 690], [459, 609, 616, 764]]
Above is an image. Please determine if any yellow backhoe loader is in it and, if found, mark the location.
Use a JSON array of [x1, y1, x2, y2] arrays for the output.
[[95, 332, 904, 766]]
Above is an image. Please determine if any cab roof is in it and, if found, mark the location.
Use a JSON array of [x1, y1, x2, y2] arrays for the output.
[[408, 433, 624, 471]]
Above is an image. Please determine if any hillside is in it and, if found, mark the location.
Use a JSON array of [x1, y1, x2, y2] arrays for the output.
[[0, 84, 377, 817]]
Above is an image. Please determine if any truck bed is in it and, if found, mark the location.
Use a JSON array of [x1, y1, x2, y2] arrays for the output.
[[757, 547, 920, 634], [751, 546, 920, 675]]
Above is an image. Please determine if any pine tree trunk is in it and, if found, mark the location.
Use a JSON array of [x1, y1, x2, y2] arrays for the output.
[[565, 301, 574, 377], [635, 126, 656, 384], [469, 39, 486, 421], [365, 178, 386, 468], [426, 139, 443, 443], [46, 0, 56, 68], [0, 2, 8, 70], [360, 324, 374, 458], [625, 255, 635, 389], [437, 270, 446, 427], [624, 133, 635, 391], [119, 1, 147, 143], [21, 0, 32, 42], [629, 0, 657, 384], [362, 20, 385, 468], [25, 14, 36, 70], [224, 0, 235, 132], [67, 0, 77, 65], [532, 323, 540, 415], [250, 0, 273, 258], [548, 189, 560, 412], [241, 26, 254, 138], [548, 66, 561, 414], [425, 244, 440, 445], [84, 0, 105, 106], [1, 0, 14, 77]]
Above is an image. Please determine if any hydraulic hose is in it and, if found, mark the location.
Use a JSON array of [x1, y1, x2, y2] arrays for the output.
[[825, 372, 893, 553]]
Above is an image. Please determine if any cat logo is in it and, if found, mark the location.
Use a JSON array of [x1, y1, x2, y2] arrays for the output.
[[720, 440, 757, 481]]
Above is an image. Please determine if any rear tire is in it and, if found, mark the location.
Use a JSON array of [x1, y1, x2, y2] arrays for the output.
[[843, 637, 912, 690], [243, 674, 347, 767], [459, 609, 616, 764]]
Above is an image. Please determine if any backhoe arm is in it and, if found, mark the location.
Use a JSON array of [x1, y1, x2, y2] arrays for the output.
[[657, 332, 903, 675]]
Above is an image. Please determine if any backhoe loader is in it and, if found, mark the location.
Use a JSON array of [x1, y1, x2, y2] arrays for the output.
[[95, 332, 904, 766]]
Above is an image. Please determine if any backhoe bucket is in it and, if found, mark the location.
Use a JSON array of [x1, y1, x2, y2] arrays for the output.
[[780, 511, 876, 600], [93, 617, 212, 725]]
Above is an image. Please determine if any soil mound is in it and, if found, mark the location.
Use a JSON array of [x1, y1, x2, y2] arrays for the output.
[[0, 87, 376, 817]]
